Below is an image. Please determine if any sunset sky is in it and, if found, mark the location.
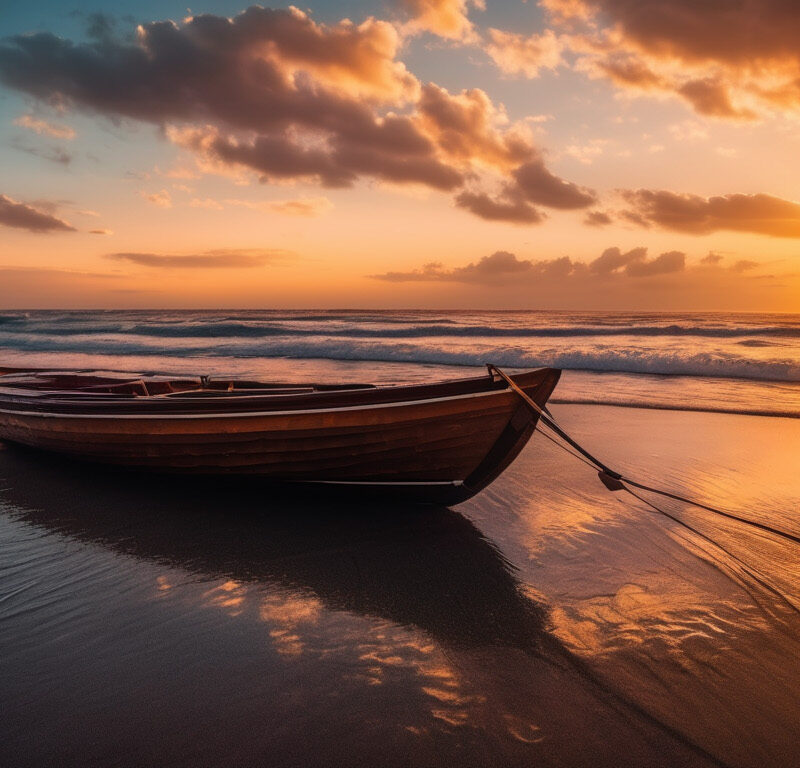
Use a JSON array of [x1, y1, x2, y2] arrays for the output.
[[2, 0, 800, 309]]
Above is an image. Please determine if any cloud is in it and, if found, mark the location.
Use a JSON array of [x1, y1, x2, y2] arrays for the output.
[[701, 251, 723, 265], [105, 248, 290, 268], [196, 196, 335, 216], [88, 228, 113, 235], [543, 0, 800, 118], [677, 78, 756, 120], [140, 189, 172, 208], [589, 246, 648, 275], [13, 113, 76, 139], [558, 0, 800, 71], [371, 246, 685, 284], [371, 250, 565, 283], [624, 249, 685, 276], [586, 245, 686, 277], [512, 159, 596, 209], [620, 190, 800, 237], [260, 197, 333, 217], [454, 190, 544, 224], [584, 210, 612, 227], [0, 5, 591, 224], [398, 0, 484, 41], [592, 54, 664, 90], [0, 194, 76, 233], [730, 259, 759, 273], [0, 8, 416, 123], [417, 84, 534, 170], [485, 29, 563, 78]]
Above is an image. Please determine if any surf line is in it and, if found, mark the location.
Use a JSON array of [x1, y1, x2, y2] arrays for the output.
[[488, 364, 800, 547]]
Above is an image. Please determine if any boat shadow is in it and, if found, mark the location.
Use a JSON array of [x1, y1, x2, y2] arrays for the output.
[[0, 445, 550, 654]]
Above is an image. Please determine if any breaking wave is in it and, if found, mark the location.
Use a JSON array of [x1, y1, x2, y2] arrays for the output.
[[2, 332, 799, 382], [1, 319, 800, 339]]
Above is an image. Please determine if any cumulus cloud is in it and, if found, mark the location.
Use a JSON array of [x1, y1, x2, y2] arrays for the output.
[[620, 190, 800, 237], [13, 114, 76, 139], [371, 245, 686, 283], [542, 0, 800, 118], [677, 78, 756, 120], [0, 5, 590, 224], [625, 249, 685, 276], [454, 190, 544, 224], [371, 250, 569, 283], [398, 0, 484, 41], [592, 54, 664, 90], [584, 210, 613, 226], [485, 29, 563, 78], [589, 246, 647, 275], [417, 84, 534, 170], [0, 194, 76, 233], [513, 159, 596, 209], [105, 248, 290, 268]]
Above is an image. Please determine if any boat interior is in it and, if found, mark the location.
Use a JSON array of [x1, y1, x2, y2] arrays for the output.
[[0, 366, 559, 414]]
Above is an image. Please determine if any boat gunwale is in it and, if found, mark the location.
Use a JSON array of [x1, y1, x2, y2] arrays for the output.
[[0, 384, 525, 420]]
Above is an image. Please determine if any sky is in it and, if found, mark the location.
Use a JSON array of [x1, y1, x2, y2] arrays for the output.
[[1, 0, 800, 310]]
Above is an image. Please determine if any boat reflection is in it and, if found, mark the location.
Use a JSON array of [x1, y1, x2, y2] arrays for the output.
[[0, 446, 549, 654], [0, 445, 724, 767]]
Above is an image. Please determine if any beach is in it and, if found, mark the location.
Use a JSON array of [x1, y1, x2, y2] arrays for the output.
[[2, 402, 798, 767]]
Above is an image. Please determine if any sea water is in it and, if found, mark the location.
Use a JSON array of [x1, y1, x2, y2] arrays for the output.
[[1, 309, 799, 416]]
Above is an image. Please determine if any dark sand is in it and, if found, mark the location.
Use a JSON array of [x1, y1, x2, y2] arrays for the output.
[[1, 405, 799, 767]]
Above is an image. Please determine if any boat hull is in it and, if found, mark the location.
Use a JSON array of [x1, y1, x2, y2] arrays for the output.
[[0, 368, 560, 503]]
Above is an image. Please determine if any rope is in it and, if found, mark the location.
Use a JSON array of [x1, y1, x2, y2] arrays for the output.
[[623, 486, 800, 617], [488, 364, 800, 547]]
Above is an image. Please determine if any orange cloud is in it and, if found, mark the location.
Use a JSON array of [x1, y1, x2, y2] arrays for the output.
[[0, 6, 593, 225], [105, 248, 290, 268], [398, 0, 484, 41], [584, 210, 612, 227], [620, 190, 800, 237], [140, 189, 172, 208], [543, 0, 800, 118], [454, 190, 544, 224], [418, 84, 534, 170], [219, 196, 334, 216], [677, 78, 756, 120], [485, 29, 563, 78], [370, 246, 687, 283], [0, 194, 76, 233], [261, 197, 333, 217], [13, 113, 75, 139], [512, 159, 596, 209]]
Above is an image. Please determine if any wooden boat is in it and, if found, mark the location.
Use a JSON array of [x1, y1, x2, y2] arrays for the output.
[[0, 365, 560, 504]]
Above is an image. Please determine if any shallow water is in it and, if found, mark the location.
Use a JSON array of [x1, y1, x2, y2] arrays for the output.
[[3, 309, 800, 416], [1, 405, 798, 767]]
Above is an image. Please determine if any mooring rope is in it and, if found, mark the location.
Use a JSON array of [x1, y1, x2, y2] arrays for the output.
[[488, 364, 800, 547]]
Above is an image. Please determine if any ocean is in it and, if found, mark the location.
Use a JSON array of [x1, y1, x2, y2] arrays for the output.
[[2, 309, 800, 417]]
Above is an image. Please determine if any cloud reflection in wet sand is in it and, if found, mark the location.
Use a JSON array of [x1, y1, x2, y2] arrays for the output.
[[469, 404, 800, 766]]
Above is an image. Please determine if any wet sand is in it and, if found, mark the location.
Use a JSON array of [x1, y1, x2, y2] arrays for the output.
[[1, 405, 799, 767]]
